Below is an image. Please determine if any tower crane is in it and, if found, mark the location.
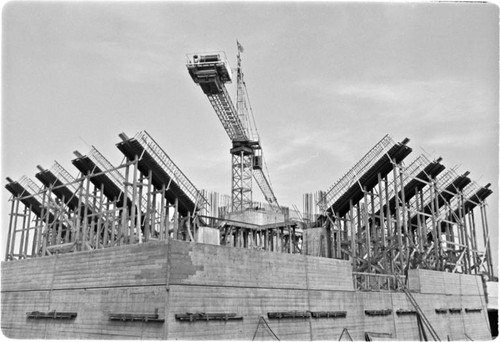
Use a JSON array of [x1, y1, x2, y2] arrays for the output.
[[186, 43, 279, 212]]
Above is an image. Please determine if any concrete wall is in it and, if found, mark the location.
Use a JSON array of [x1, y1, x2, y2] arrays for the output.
[[1, 240, 492, 340], [227, 209, 285, 226]]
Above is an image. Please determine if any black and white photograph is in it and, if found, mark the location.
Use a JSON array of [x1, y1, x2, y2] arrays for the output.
[[1, 1, 498, 340]]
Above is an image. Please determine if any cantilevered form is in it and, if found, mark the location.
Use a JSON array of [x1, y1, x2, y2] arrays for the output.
[[116, 131, 208, 217]]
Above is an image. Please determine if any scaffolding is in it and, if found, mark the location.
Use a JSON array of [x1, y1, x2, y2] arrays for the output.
[[3, 132, 494, 283], [305, 135, 494, 284], [4, 131, 212, 259]]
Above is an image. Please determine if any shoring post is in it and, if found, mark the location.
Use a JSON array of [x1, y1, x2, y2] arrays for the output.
[[356, 204, 362, 270], [174, 197, 179, 239], [384, 176, 394, 274], [24, 205, 32, 257], [160, 184, 166, 239], [349, 199, 356, 266], [130, 156, 139, 243], [377, 174, 386, 257], [470, 210, 478, 252], [151, 187, 157, 240], [433, 181, 442, 270], [56, 195, 64, 246], [74, 178, 84, 248], [469, 210, 479, 274], [363, 187, 371, 272], [96, 184, 105, 248], [110, 198, 117, 245], [415, 189, 423, 253], [5, 199, 16, 261], [392, 167, 404, 273], [31, 216, 40, 257], [36, 191, 46, 256], [446, 206, 455, 249], [336, 216, 341, 258], [18, 205, 28, 258], [121, 159, 130, 245], [89, 186, 97, 246], [145, 169, 153, 241], [459, 194, 471, 274], [399, 166, 410, 265], [42, 186, 53, 256], [369, 191, 377, 260], [138, 174, 145, 243], [82, 174, 90, 251], [65, 210, 71, 244], [102, 199, 110, 247], [480, 203, 494, 278], [429, 181, 439, 269]]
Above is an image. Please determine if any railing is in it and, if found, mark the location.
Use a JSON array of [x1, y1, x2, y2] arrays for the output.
[[353, 272, 405, 292], [324, 135, 394, 209], [51, 161, 80, 194], [134, 131, 208, 210]]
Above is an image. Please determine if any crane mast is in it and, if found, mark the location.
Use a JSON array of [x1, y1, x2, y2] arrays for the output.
[[186, 46, 279, 212]]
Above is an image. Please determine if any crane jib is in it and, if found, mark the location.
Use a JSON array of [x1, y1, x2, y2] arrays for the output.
[[186, 50, 280, 211]]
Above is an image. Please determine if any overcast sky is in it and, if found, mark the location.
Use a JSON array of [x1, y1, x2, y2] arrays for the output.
[[2, 1, 498, 269]]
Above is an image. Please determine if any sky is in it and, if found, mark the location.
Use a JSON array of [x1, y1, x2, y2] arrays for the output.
[[1, 1, 498, 270]]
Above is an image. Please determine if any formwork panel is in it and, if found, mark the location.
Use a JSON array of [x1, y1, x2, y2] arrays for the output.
[[1, 290, 51, 339], [1, 257, 57, 292], [2, 286, 167, 340], [168, 240, 353, 291]]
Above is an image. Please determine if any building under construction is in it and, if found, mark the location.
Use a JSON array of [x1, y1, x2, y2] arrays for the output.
[[1, 48, 497, 340]]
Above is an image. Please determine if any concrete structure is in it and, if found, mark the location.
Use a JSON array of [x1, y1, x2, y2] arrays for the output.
[[1, 239, 491, 340]]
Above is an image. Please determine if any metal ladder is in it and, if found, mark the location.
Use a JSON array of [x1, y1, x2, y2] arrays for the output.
[[401, 285, 440, 341]]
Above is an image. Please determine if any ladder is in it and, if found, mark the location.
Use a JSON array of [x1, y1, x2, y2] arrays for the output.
[[401, 285, 440, 341]]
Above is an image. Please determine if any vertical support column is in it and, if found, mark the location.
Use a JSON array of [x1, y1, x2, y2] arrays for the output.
[[480, 203, 494, 278], [102, 199, 110, 247], [369, 191, 377, 261], [363, 187, 371, 273], [14, 201, 25, 257], [160, 184, 166, 239], [56, 195, 65, 246], [110, 198, 117, 245], [384, 176, 394, 274], [399, 166, 409, 266], [429, 181, 438, 269], [173, 198, 179, 239], [81, 174, 91, 250], [137, 174, 144, 243], [5, 199, 16, 261], [19, 204, 28, 258], [377, 174, 386, 265], [336, 216, 342, 259], [392, 167, 404, 273], [415, 189, 423, 253], [25, 206, 33, 257], [121, 160, 130, 245], [130, 156, 139, 244], [468, 210, 478, 274], [96, 184, 104, 249], [356, 204, 362, 271], [349, 200, 356, 266], [459, 194, 471, 274], [32, 216, 40, 257], [42, 186, 53, 256]]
